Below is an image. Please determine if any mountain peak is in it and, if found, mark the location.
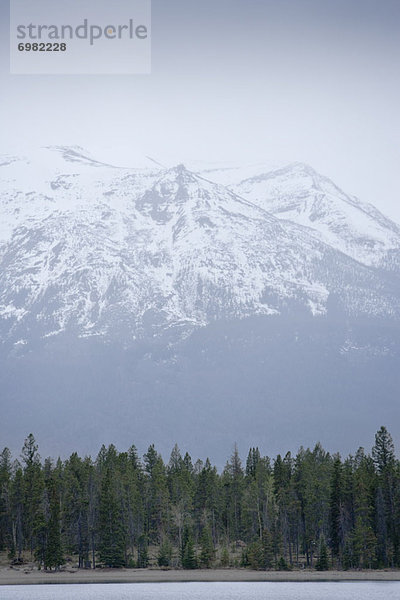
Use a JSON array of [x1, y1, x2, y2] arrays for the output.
[[1, 146, 400, 353], [165, 163, 196, 181], [231, 163, 400, 269]]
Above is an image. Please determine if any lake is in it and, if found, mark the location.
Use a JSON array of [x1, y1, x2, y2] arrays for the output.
[[0, 582, 399, 599]]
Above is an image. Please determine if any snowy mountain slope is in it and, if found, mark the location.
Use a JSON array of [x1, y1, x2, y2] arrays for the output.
[[1, 148, 400, 351], [225, 162, 400, 270], [1, 147, 400, 460], [0, 146, 160, 245]]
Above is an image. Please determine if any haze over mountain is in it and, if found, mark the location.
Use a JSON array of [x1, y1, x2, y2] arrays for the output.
[[1, 147, 399, 463]]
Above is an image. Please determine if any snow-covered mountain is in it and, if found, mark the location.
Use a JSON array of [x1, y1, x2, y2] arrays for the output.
[[221, 162, 400, 271], [1, 147, 400, 461], [1, 147, 400, 350]]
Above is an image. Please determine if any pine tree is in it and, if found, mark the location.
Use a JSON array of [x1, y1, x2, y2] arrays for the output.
[[372, 427, 395, 474], [277, 555, 289, 570], [34, 486, 48, 568], [352, 450, 377, 569], [222, 445, 244, 543], [315, 539, 329, 571], [10, 466, 24, 562], [246, 448, 261, 479], [262, 528, 275, 568], [137, 534, 149, 568], [181, 525, 197, 569], [247, 539, 264, 569], [220, 546, 230, 567], [157, 537, 173, 567], [182, 535, 197, 569], [294, 444, 331, 568], [44, 476, 64, 570], [144, 445, 159, 476], [329, 455, 343, 560], [97, 468, 126, 568], [144, 447, 169, 543], [21, 434, 43, 557], [372, 427, 396, 566], [199, 526, 215, 568], [193, 458, 218, 545], [119, 449, 144, 563]]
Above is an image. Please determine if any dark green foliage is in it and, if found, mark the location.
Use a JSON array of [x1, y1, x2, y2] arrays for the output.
[[315, 539, 329, 571], [32, 462, 64, 570], [372, 427, 398, 566], [137, 535, 149, 568], [10, 467, 24, 561], [181, 525, 197, 569], [182, 537, 197, 569], [262, 528, 275, 568], [277, 556, 290, 570], [1, 427, 399, 571], [221, 445, 244, 543], [372, 427, 395, 474], [98, 468, 126, 568], [240, 547, 249, 567], [246, 448, 261, 479], [157, 537, 173, 567], [247, 539, 264, 569], [63, 453, 90, 568], [329, 455, 342, 559], [220, 546, 230, 567], [199, 526, 215, 568], [342, 541, 353, 570], [44, 477, 64, 570], [21, 434, 43, 557]]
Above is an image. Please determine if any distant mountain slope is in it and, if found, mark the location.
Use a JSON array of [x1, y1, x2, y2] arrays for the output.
[[1, 149, 399, 351], [223, 162, 400, 271], [1, 147, 400, 462]]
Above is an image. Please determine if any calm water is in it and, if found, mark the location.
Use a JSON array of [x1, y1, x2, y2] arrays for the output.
[[0, 582, 399, 600]]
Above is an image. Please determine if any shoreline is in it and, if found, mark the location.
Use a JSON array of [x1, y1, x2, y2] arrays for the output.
[[1, 568, 400, 586]]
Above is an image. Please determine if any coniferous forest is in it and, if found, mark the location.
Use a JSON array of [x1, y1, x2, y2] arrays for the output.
[[0, 427, 399, 572]]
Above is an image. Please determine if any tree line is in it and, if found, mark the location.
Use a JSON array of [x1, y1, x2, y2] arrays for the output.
[[0, 427, 399, 571]]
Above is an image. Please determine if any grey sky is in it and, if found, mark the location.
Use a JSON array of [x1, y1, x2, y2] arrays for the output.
[[1, 0, 400, 220]]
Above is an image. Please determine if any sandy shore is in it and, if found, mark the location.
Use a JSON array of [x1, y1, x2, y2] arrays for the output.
[[1, 567, 400, 585]]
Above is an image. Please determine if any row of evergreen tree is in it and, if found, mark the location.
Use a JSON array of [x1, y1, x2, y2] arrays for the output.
[[0, 427, 399, 571]]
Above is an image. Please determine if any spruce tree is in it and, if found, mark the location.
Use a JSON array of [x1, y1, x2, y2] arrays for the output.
[[372, 427, 396, 566], [220, 546, 230, 567], [10, 466, 24, 562], [199, 526, 215, 568], [181, 525, 197, 569], [262, 528, 275, 568], [329, 455, 342, 560], [157, 537, 173, 567], [182, 535, 197, 569], [137, 534, 149, 568], [247, 539, 264, 569], [315, 539, 329, 571], [21, 434, 43, 557], [98, 468, 126, 568], [63, 453, 90, 568], [44, 477, 64, 570], [372, 427, 395, 473]]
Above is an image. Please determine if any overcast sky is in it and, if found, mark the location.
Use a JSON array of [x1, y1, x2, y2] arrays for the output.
[[1, 0, 400, 221]]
